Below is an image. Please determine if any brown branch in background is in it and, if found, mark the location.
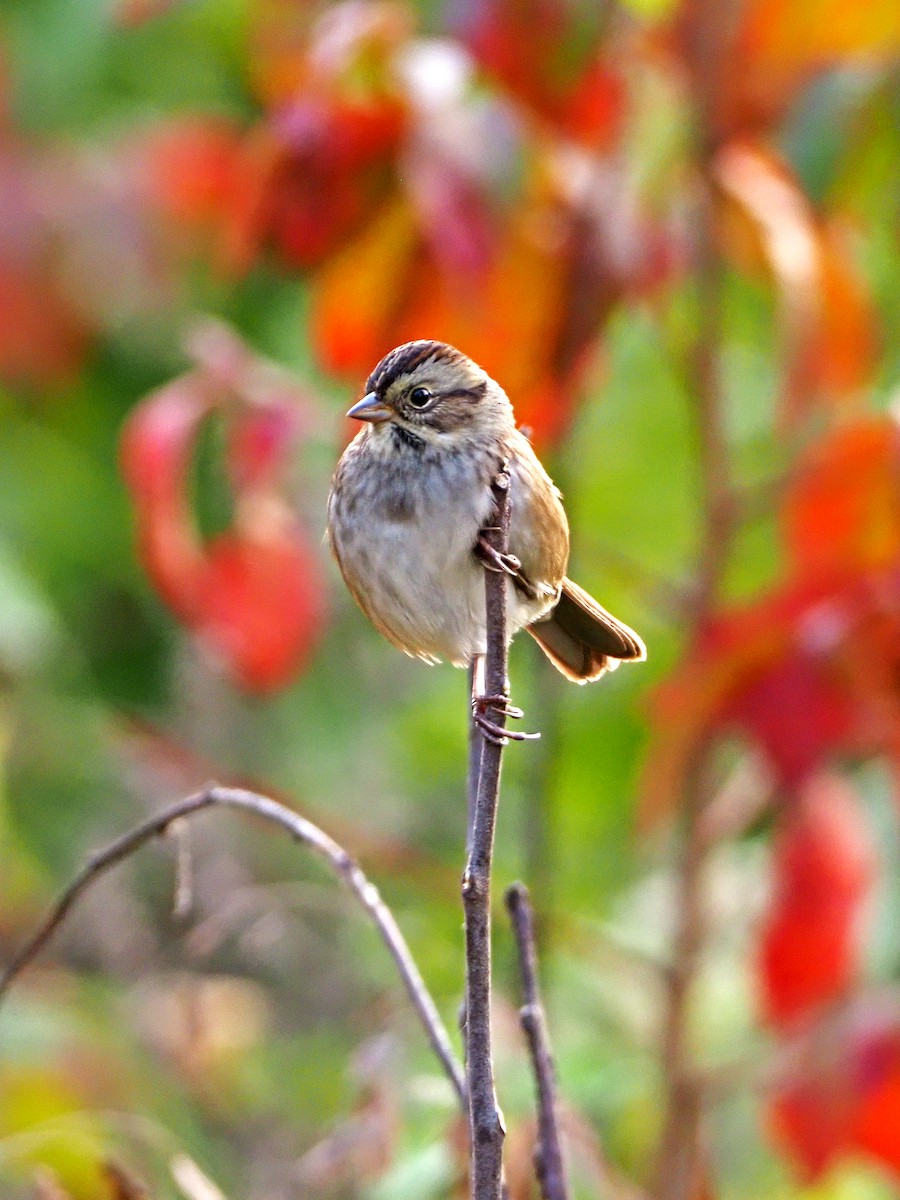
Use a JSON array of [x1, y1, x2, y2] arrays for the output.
[[653, 757, 712, 1200], [0, 786, 467, 1109], [462, 466, 516, 1200], [653, 219, 725, 1198], [695, 750, 776, 850], [654, 4, 743, 1196], [690, 146, 732, 618], [506, 883, 570, 1200]]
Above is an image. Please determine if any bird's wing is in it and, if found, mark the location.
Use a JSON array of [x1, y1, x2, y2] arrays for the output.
[[504, 428, 569, 600]]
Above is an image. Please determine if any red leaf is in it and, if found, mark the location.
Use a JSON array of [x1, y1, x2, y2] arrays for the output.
[[267, 96, 404, 268], [758, 774, 875, 1029], [726, 655, 856, 789], [768, 1002, 900, 1180], [561, 62, 626, 150], [146, 119, 246, 227], [639, 581, 832, 825], [197, 526, 327, 693], [121, 330, 326, 692], [769, 1072, 852, 1179], [120, 374, 211, 621], [458, 0, 625, 145], [639, 422, 900, 827], [226, 401, 306, 493], [853, 1041, 900, 1171]]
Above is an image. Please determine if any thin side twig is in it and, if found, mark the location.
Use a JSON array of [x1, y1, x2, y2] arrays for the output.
[[0, 785, 467, 1109], [506, 882, 570, 1200], [168, 816, 194, 920], [463, 465, 515, 1200]]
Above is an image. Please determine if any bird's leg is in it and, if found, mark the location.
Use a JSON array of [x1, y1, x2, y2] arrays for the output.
[[472, 654, 522, 717], [474, 533, 522, 580], [470, 656, 539, 746], [475, 694, 524, 720]]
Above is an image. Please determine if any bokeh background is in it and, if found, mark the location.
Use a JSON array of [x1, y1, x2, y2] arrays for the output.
[[0, 1, 898, 1198]]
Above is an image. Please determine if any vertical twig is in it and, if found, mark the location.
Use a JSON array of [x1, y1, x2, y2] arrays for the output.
[[463, 465, 514, 1200], [506, 882, 570, 1200]]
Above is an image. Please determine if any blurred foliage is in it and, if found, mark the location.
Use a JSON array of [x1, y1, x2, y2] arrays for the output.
[[0, 0, 898, 1198]]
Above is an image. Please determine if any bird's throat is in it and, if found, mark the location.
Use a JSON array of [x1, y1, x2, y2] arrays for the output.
[[391, 423, 427, 452]]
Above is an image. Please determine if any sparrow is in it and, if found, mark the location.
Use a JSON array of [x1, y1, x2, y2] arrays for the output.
[[327, 341, 645, 722]]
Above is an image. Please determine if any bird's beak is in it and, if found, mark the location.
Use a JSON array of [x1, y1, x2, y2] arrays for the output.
[[346, 392, 392, 423]]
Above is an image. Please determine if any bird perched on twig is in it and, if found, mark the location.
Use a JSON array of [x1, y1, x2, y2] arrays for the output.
[[327, 341, 645, 735]]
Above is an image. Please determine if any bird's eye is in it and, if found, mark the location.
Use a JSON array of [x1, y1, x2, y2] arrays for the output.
[[408, 386, 432, 409]]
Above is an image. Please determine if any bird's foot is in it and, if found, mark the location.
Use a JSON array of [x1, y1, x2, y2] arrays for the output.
[[472, 693, 540, 745], [473, 692, 524, 720], [474, 535, 522, 579]]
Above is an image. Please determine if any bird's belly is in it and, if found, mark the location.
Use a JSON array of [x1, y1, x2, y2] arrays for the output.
[[345, 500, 487, 665], [336, 472, 546, 666]]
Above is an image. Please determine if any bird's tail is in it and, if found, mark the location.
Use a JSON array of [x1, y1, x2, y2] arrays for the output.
[[526, 578, 646, 683]]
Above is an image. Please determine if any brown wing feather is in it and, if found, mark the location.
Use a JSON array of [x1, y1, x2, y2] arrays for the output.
[[506, 429, 568, 592], [527, 578, 646, 683], [555, 578, 646, 660], [505, 429, 646, 681]]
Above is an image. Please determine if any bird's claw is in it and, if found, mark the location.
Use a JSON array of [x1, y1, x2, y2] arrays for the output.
[[473, 711, 540, 745], [474, 536, 522, 578], [472, 693, 539, 745]]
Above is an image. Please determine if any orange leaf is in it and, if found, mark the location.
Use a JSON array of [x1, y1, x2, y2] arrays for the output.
[[310, 195, 419, 375], [394, 206, 570, 445], [0, 264, 87, 388], [693, 0, 900, 137], [783, 416, 900, 581], [738, 0, 900, 69], [812, 222, 879, 397], [715, 142, 878, 422]]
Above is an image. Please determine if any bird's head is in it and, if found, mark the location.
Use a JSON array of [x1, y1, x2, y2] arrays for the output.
[[347, 341, 513, 449]]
